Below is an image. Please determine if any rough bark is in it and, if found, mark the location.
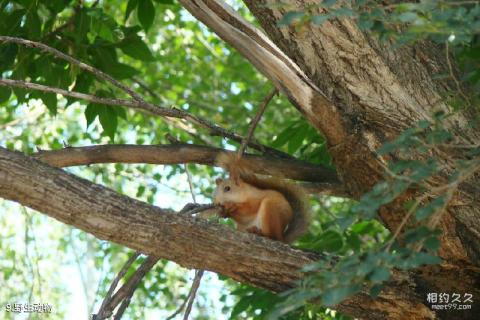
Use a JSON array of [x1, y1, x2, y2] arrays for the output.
[[176, 1, 480, 319], [0, 1, 478, 319], [0, 147, 308, 291], [32, 144, 338, 184], [0, 147, 440, 319], [32, 144, 346, 196], [238, 0, 480, 263]]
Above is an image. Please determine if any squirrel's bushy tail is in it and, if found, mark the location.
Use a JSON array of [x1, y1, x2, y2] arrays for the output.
[[216, 152, 310, 243]]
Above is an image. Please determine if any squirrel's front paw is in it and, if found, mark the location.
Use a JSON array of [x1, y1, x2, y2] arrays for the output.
[[218, 207, 230, 218]]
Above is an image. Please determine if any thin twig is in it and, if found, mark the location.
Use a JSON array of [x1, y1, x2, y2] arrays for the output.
[[184, 164, 197, 203], [183, 270, 204, 320], [237, 88, 278, 157], [165, 295, 189, 320], [165, 270, 205, 320], [445, 40, 471, 107], [95, 255, 159, 320], [94, 252, 140, 319], [132, 77, 162, 101], [0, 36, 291, 158], [0, 36, 144, 103], [179, 165, 205, 320], [384, 194, 425, 252], [179, 203, 218, 215], [22, 208, 36, 303], [69, 228, 90, 309], [109, 256, 159, 320], [0, 79, 180, 117], [384, 158, 480, 252]]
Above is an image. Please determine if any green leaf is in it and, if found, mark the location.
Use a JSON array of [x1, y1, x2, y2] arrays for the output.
[[334, 8, 354, 17], [271, 123, 297, 148], [409, 252, 442, 266], [313, 230, 343, 252], [74, 9, 91, 44], [98, 106, 118, 141], [357, 260, 376, 276], [369, 267, 390, 283], [403, 226, 433, 244], [423, 236, 440, 251], [116, 107, 127, 120], [410, 160, 437, 181], [287, 124, 307, 154], [358, 13, 374, 30], [322, 285, 361, 306], [41, 92, 58, 115], [3, 9, 26, 35], [136, 185, 146, 197], [85, 103, 99, 128], [87, 10, 119, 42], [118, 34, 154, 61], [0, 86, 12, 103], [346, 233, 361, 251], [397, 12, 418, 23], [370, 284, 383, 297], [0, 43, 18, 70], [277, 11, 305, 26], [322, 0, 337, 7], [415, 196, 445, 221], [13, 87, 28, 104], [98, 22, 115, 42], [350, 220, 376, 235], [26, 12, 42, 39], [44, 0, 69, 14], [125, 0, 139, 22], [467, 147, 480, 157], [311, 15, 330, 25], [138, 0, 155, 31], [230, 295, 251, 318], [108, 62, 139, 79]]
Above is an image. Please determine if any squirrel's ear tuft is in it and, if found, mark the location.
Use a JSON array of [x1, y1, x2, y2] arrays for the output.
[[215, 178, 223, 185]]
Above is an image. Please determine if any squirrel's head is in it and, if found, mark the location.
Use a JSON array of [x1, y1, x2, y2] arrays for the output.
[[213, 177, 245, 204]]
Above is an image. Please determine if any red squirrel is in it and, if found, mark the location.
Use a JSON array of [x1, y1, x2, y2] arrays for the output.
[[213, 153, 310, 243]]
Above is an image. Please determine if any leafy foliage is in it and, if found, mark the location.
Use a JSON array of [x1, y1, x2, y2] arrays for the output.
[[265, 1, 480, 317], [272, 115, 478, 317], [1, 0, 479, 320], [0, 0, 310, 319]]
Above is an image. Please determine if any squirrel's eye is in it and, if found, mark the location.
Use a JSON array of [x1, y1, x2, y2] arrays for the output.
[[224, 186, 231, 192]]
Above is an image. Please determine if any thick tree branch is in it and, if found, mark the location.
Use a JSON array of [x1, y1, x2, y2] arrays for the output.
[[174, 3, 480, 319], [32, 144, 340, 186], [0, 147, 439, 319], [0, 146, 313, 290]]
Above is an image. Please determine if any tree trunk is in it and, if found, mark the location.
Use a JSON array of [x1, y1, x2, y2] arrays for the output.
[[240, 0, 480, 256], [0, 0, 478, 319], [177, 1, 479, 319]]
